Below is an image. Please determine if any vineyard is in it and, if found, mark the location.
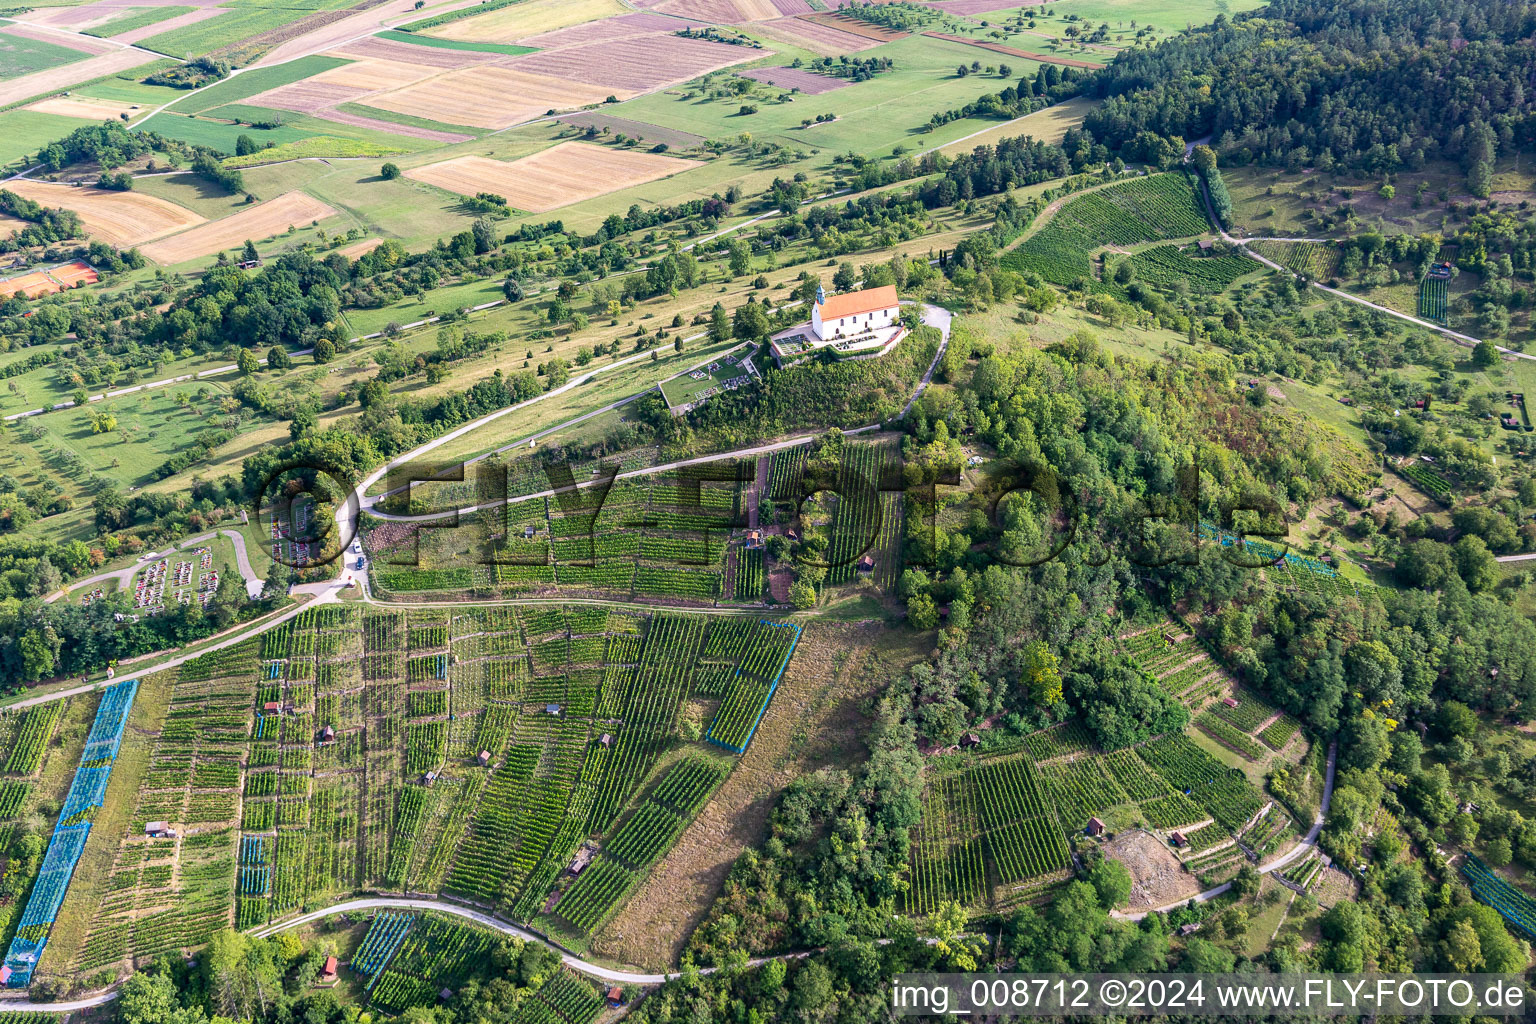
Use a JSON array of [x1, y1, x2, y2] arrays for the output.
[[57, 604, 800, 974], [349, 911, 602, 1021], [2, 705, 62, 774], [5, 680, 139, 986], [1283, 851, 1324, 893], [819, 442, 899, 586], [1194, 713, 1265, 761], [908, 754, 1072, 915], [1117, 621, 1227, 704], [732, 547, 765, 601], [1247, 239, 1339, 281], [705, 621, 801, 752], [369, 466, 753, 606], [1462, 855, 1536, 939], [543, 755, 728, 940], [1004, 173, 1212, 286], [1239, 805, 1292, 859], [1135, 735, 1264, 833], [1398, 460, 1454, 502], [1128, 245, 1256, 292]]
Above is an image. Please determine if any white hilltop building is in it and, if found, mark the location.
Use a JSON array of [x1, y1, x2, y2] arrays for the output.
[[769, 284, 906, 367]]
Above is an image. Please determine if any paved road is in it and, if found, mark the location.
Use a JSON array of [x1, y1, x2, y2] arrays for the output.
[[354, 302, 951, 524], [251, 898, 686, 984], [1496, 552, 1536, 563], [352, 336, 733, 506], [216, 529, 266, 600], [904, 304, 951, 417], [26, 301, 953, 691], [1113, 739, 1337, 921], [7, 592, 327, 711], [0, 301, 957, 1000], [47, 528, 264, 604], [6, 891, 820, 1009], [4, 349, 313, 422], [0, 990, 120, 1012]]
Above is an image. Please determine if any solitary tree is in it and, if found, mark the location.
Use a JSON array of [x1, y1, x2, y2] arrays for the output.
[[708, 302, 731, 342]]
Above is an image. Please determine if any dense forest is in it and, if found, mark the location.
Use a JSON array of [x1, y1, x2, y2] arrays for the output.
[[1083, 0, 1536, 194]]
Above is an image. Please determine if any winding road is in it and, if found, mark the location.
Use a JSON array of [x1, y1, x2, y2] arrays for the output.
[[251, 898, 689, 985], [0, 732, 1333, 1008], [352, 302, 950, 519], [20, 301, 950, 702], [1113, 739, 1338, 922]]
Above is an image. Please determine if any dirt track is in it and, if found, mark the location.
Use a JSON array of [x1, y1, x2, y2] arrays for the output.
[[591, 622, 888, 969]]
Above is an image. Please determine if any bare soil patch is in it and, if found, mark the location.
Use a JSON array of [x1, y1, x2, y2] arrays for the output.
[[510, 32, 761, 93], [309, 55, 441, 91], [25, 95, 144, 120], [335, 237, 384, 259], [244, 79, 369, 113], [653, 0, 782, 21], [749, 14, 878, 55], [1104, 828, 1199, 910], [252, 0, 486, 65], [326, 34, 501, 68], [518, 11, 706, 48], [803, 11, 904, 41], [590, 622, 891, 970], [737, 65, 848, 94], [1311, 865, 1358, 908]]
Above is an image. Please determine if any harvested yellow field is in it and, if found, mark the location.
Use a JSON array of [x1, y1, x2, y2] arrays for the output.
[[938, 95, 1097, 155], [310, 57, 441, 91], [406, 142, 702, 213], [368, 65, 622, 130], [25, 95, 144, 120], [2, 179, 203, 247], [140, 191, 336, 264], [427, 0, 622, 42]]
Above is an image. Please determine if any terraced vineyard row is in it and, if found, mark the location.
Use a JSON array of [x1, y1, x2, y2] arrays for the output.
[[1129, 245, 1257, 291], [1135, 735, 1264, 833], [909, 755, 1071, 914], [547, 754, 727, 938], [370, 469, 752, 605], [1004, 173, 1212, 285]]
